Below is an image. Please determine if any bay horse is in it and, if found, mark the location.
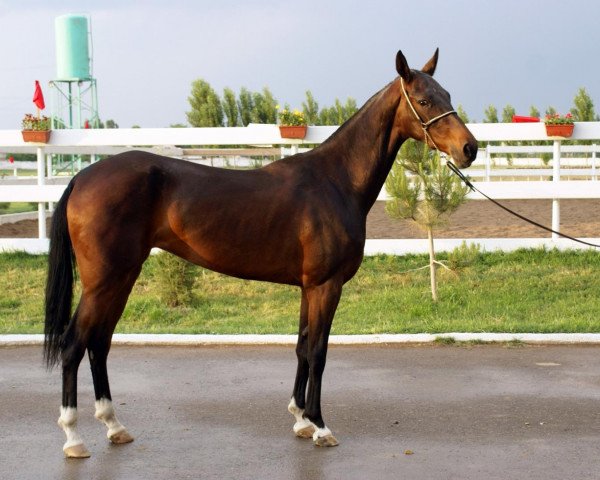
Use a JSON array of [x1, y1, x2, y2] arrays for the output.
[[44, 49, 477, 457]]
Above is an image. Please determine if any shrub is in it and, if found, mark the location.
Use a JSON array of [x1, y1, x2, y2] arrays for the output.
[[153, 251, 196, 307], [448, 241, 483, 270]]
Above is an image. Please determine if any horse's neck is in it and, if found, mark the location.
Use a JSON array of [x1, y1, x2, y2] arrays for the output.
[[317, 80, 405, 212]]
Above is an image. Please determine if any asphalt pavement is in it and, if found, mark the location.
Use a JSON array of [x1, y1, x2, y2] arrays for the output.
[[2, 344, 600, 480]]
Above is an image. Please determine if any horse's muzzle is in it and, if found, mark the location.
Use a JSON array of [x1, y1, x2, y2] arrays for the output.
[[453, 140, 478, 168]]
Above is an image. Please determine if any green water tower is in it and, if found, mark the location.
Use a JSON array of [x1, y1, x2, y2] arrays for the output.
[[55, 14, 91, 80], [50, 13, 99, 130]]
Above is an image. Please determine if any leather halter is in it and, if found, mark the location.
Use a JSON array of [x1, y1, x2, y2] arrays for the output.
[[400, 76, 456, 151]]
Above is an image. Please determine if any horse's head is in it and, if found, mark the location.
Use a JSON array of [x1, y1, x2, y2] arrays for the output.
[[395, 49, 477, 169]]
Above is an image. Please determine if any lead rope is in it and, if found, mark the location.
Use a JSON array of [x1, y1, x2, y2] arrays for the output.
[[446, 162, 600, 249]]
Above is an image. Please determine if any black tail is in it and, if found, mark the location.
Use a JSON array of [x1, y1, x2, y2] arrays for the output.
[[44, 181, 76, 368]]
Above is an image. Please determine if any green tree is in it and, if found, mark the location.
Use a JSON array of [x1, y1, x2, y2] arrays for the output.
[[456, 105, 470, 123], [545, 106, 557, 117], [186, 79, 224, 127], [302, 90, 320, 125], [318, 106, 335, 125], [238, 87, 254, 126], [385, 140, 469, 301], [529, 105, 540, 119], [344, 97, 358, 119], [332, 99, 346, 124], [570, 87, 598, 121], [316, 97, 358, 125], [222, 87, 240, 127], [104, 119, 119, 129], [251, 87, 278, 124], [483, 105, 499, 123], [501, 104, 516, 123]]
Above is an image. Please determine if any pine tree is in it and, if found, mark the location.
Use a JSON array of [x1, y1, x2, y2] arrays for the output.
[[385, 140, 469, 301]]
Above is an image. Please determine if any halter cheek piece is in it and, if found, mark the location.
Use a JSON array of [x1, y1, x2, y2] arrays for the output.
[[400, 76, 456, 151]]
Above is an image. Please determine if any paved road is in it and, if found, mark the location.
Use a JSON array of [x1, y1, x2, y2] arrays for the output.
[[2, 344, 600, 479]]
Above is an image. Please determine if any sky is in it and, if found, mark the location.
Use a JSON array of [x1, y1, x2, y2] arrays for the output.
[[1, 0, 599, 129]]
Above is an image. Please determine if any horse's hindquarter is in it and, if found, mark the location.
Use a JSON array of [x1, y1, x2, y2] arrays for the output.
[[159, 158, 366, 287]]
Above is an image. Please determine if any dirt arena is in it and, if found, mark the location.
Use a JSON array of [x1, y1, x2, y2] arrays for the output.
[[1, 199, 599, 239]]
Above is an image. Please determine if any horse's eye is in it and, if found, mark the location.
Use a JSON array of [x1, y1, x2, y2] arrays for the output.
[[418, 99, 430, 107]]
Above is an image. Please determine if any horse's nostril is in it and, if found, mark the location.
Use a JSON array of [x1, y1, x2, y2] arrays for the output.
[[463, 143, 477, 162]]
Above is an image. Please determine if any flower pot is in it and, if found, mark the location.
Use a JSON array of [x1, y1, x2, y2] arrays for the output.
[[22, 130, 51, 143], [279, 125, 307, 140], [545, 124, 574, 138]]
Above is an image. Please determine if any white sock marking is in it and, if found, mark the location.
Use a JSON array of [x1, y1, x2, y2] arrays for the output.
[[95, 398, 127, 438], [58, 407, 85, 450], [288, 397, 319, 435], [312, 425, 332, 441]]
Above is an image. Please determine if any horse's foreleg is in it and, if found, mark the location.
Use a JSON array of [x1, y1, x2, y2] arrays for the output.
[[288, 289, 315, 438], [303, 280, 342, 447]]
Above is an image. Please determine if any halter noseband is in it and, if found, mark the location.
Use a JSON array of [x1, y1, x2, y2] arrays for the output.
[[400, 76, 456, 151]]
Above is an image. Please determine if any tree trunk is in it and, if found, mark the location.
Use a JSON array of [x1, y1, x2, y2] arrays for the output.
[[427, 227, 438, 302]]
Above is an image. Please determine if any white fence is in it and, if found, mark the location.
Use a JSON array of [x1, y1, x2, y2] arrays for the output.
[[1, 122, 600, 254]]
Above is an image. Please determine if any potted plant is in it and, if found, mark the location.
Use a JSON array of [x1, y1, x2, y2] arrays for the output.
[[544, 112, 574, 138], [278, 106, 308, 139], [22, 113, 51, 143]]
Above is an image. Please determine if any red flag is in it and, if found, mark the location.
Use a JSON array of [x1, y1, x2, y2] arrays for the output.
[[33, 81, 45, 110]]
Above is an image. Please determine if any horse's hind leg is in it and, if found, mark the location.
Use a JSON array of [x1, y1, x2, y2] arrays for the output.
[[58, 320, 90, 458], [89, 332, 134, 445], [58, 265, 142, 457]]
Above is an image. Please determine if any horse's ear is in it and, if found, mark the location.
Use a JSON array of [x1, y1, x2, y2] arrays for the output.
[[421, 48, 439, 76], [396, 50, 412, 83]]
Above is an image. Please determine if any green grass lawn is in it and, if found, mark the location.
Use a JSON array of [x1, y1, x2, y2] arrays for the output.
[[1, 248, 600, 335], [0, 202, 38, 214]]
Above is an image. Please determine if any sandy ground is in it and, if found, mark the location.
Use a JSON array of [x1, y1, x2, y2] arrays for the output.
[[1, 199, 599, 239]]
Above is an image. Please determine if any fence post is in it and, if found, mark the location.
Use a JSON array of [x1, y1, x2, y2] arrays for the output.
[[551, 140, 561, 240], [37, 146, 46, 239], [485, 144, 491, 181], [592, 144, 597, 181]]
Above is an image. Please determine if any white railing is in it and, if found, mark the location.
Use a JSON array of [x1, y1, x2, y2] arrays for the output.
[[1, 122, 600, 254]]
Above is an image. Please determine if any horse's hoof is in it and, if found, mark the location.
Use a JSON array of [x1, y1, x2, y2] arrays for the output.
[[63, 443, 91, 458], [109, 430, 134, 444], [314, 434, 339, 447], [294, 424, 316, 439]]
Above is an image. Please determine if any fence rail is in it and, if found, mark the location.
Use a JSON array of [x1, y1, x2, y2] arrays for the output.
[[1, 122, 600, 254]]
